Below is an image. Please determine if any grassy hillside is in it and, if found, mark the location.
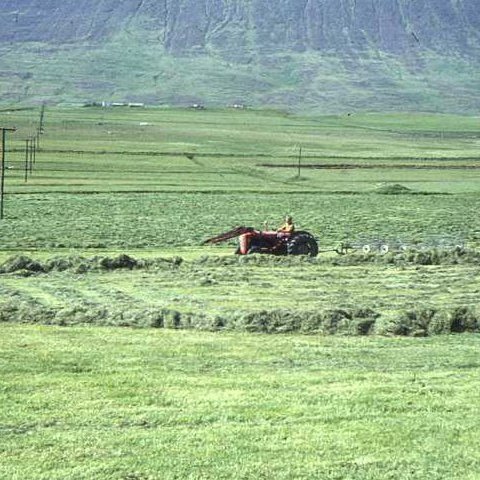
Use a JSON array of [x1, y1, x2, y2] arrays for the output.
[[2, 1, 480, 112], [2, 37, 480, 113]]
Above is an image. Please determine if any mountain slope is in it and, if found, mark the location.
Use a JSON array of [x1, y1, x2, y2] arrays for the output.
[[1, 0, 479, 112]]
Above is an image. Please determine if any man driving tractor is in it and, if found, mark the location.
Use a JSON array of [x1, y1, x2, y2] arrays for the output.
[[277, 215, 295, 234]]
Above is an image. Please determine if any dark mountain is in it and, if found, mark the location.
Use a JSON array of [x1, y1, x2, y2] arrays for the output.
[[1, 0, 479, 112]]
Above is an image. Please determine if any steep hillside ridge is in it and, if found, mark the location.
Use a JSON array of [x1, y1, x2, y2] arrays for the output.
[[0, 0, 479, 112], [3, 0, 479, 54]]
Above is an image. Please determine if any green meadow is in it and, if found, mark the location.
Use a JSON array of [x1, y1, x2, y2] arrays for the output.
[[1, 106, 480, 478], [4, 107, 480, 195], [1, 326, 480, 479]]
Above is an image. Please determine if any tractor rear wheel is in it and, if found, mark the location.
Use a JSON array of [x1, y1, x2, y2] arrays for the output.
[[287, 233, 319, 257]]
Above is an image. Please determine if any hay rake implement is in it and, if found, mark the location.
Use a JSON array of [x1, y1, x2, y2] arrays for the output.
[[336, 235, 466, 255]]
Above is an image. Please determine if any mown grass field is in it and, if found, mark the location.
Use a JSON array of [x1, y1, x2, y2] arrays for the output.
[[4, 107, 480, 195], [1, 106, 480, 478], [2, 326, 480, 480]]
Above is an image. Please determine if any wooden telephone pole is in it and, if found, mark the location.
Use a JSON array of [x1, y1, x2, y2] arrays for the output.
[[0, 127, 17, 219], [297, 146, 302, 177]]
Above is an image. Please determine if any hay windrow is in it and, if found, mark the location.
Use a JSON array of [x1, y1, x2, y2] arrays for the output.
[[0, 254, 183, 275], [330, 247, 480, 266], [1, 248, 479, 276], [0, 299, 478, 336]]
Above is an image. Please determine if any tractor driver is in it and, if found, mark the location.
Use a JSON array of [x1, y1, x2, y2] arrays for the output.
[[277, 215, 295, 235]]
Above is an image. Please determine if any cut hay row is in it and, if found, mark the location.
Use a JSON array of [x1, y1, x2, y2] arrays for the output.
[[1, 248, 480, 276], [0, 297, 478, 337]]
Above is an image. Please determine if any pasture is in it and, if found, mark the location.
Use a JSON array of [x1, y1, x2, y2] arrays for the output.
[[2, 325, 480, 479], [1, 106, 480, 478]]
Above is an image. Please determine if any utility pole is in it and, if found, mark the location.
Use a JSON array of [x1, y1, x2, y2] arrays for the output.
[[36, 127, 41, 150], [29, 136, 34, 173], [0, 127, 17, 220], [24, 139, 29, 183], [39, 102, 46, 133], [297, 146, 302, 177]]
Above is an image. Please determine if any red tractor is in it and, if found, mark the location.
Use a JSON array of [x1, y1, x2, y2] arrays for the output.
[[203, 226, 319, 257]]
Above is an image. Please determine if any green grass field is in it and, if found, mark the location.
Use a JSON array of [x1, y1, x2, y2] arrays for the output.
[[1, 106, 480, 478], [2, 326, 480, 480], [4, 107, 480, 195]]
